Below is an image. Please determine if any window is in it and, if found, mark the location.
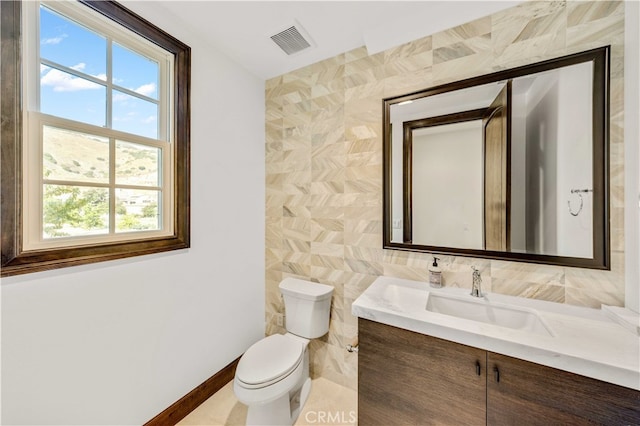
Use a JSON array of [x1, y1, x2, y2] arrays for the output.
[[1, 1, 191, 276]]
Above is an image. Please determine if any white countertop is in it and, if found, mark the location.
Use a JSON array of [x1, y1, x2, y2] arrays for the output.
[[352, 276, 640, 391]]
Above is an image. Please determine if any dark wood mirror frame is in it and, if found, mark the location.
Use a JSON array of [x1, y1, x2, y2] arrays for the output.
[[1, 1, 191, 277], [383, 46, 610, 270]]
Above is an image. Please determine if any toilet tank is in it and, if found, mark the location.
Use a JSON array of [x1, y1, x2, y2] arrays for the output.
[[279, 278, 333, 339]]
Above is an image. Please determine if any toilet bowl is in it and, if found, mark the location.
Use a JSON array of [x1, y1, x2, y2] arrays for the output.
[[233, 278, 333, 425], [234, 333, 311, 425]]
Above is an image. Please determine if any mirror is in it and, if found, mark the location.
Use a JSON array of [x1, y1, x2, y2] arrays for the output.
[[383, 47, 610, 269]]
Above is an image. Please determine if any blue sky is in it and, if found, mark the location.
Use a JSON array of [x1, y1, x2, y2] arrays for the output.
[[39, 5, 160, 139]]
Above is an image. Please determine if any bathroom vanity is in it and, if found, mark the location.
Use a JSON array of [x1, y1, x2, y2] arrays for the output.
[[352, 276, 640, 425]]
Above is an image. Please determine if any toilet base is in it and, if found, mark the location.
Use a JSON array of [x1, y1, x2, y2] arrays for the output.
[[289, 377, 311, 424], [245, 377, 312, 426]]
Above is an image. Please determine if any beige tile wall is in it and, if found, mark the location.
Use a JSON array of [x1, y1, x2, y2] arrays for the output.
[[265, 0, 625, 389]]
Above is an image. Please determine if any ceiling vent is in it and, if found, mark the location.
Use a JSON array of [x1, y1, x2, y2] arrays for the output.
[[270, 24, 313, 56]]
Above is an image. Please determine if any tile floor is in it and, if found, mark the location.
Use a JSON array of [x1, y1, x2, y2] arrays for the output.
[[178, 378, 357, 426]]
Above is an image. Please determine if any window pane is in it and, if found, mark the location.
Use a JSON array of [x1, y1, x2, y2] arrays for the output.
[[112, 90, 158, 139], [40, 6, 106, 80], [43, 125, 109, 184], [115, 141, 160, 186], [113, 42, 158, 100], [43, 185, 109, 238], [115, 189, 160, 232], [40, 65, 106, 126]]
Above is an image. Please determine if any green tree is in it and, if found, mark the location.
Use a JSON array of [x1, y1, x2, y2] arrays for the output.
[[117, 214, 141, 230], [81, 189, 108, 228], [116, 203, 128, 215], [43, 185, 107, 237], [141, 202, 157, 218]]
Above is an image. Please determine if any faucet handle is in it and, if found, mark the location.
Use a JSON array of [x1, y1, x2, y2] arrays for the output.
[[470, 266, 483, 297]]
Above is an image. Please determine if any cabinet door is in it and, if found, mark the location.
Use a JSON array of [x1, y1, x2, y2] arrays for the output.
[[358, 319, 486, 425], [487, 352, 640, 425]]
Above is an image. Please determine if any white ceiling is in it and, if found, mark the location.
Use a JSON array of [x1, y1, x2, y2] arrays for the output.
[[125, 1, 524, 80]]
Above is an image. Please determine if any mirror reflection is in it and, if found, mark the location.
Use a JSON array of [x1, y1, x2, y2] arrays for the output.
[[384, 47, 609, 269]]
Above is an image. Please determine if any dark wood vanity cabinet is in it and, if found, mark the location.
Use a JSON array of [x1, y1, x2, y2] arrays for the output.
[[358, 318, 486, 425], [487, 352, 640, 425], [358, 319, 640, 426]]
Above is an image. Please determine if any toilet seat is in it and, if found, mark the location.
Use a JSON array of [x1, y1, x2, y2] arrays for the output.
[[236, 334, 304, 389]]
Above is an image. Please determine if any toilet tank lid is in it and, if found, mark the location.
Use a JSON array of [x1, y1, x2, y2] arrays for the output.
[[279, 278, 333, 301]]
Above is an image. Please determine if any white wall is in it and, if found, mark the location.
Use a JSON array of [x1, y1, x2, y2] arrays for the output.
[[524, 73, 559, 254], [412, 123, 483, 249], [391, 119, 404, 242], [625, 0, 640, 312], [522, 66, 594, 258], [0, 2, 266, 424], [510, 88, 527, 252], [520, 66, 593, 259], [556, 62, 593, 258]]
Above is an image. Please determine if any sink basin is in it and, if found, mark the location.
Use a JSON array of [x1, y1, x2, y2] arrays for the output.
[[426, 292, 554, 336]]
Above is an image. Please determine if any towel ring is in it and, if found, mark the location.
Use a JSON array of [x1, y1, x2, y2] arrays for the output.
[[568, 192, 583, 216], [567, 189, 592, 217]]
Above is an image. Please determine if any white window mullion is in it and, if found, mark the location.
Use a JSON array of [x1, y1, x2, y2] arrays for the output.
[[21, 1, 40, 112], [33, 2, 41, 113], [109, 137, 116, 235], [160, 56, 172, 233], [107, 37, 115, 235], [158, 59, 165, 141], [23, 2, 40, 245], [106, 37, 113, 130], [112, 84, 160, 106], [40, 58, 107, 87], [42, 179, 110, 189]]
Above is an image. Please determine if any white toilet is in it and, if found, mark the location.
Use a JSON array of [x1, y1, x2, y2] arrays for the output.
[[233, 277, 333, 425]]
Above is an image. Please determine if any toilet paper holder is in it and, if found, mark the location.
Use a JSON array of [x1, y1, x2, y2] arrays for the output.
[[346, 336, 359, 353]]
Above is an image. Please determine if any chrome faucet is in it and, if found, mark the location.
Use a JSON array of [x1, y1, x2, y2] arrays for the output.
[[471, 266, 483, 298]]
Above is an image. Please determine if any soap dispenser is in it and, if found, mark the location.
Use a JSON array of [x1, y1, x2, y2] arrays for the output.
[[428, 257, 442, 288]]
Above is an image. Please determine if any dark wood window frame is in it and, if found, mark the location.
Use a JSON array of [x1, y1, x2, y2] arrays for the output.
[[1, 0, 191, 277]]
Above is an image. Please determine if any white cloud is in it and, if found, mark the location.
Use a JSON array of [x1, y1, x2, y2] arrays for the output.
[[134, 83, 156, 97], [113, 93, 129, 102], [41, 34, 67, 45], [112, 82, 156, 103], [40, 63, 106, 92], [41, 68, 101, 92], [141, 115, 156, 124]]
